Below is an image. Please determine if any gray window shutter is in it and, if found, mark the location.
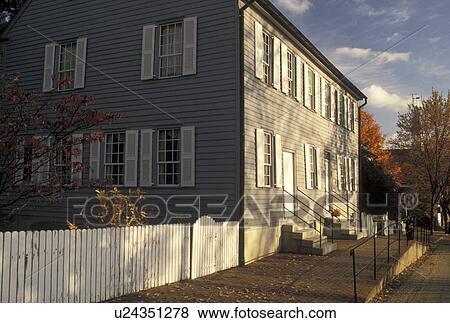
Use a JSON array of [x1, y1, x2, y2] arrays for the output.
[[43, 43, 56, 92], [274, 134, 283, 188], [304, 143, 312, 189], [72, 134, 83, 183], [125, 130, 139, 187], [330, 85, 336, 122], [303, 63, 310, 108], [256, 129, 265, 188], [337, 155, 342, 191], [314, 72, 320, 113], [281, 43, 288, 94], [74, 37, 87, 89], [181, 126, 195, 187], [273, 36, 281, 90], [254, 21, 264, 80], [295, 55, 302, 102], [316, 148, 322, 190], [140, 129, 153, 187], [89, 139, 100, 180], [141, 24, 156, 80], [183, 17, 197, 76]]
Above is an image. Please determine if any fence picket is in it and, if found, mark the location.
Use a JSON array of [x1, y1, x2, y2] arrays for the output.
[[17, 231, 27, 302], [80, 229, 87, 303], [44, 231, 52, 302], [1, 232, 11, 302], [50, 230, 58, 303], [24, 231, 33, 303]]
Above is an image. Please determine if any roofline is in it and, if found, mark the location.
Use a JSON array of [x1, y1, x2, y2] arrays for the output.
[[1, 0, 33, 38], [255, 0, 367, 100]]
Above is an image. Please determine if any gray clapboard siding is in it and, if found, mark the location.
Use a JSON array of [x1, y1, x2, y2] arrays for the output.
[[2, 0, 240, 227], [242, 6, 359, 226]]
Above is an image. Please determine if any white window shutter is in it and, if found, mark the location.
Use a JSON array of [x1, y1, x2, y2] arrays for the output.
[[314, 73, 320, 113], [125, 130, 139, 187], [274, 134, 283, 187], [181, 126, 196, 187], [256, 129, 265, 188], [72, 134, 83, 183], [316, 148, 322, 190], [141, 24, 156, 80], [345, 97, 350, 129], [183, 17, 197, 76], [140, 129, 153, 187], [74, 37, 87, 89], [304, 143, 312, 189], [254, 21, 264, 80], [295, 55, 302, 102], [321, 78, 326, 117], [43, 43, 56, 92], [89, 139, 101, 180], [337, 155, 342, 191], [273, 36, 281, 90], [353, 101, 358, 132], [303, 63, 310, 108], [330, 85, 336, 122], [337, 91, 341, 125], [354, 158, 359, 192], [345, 157, 350, 191], [281, 43, 288, 94]]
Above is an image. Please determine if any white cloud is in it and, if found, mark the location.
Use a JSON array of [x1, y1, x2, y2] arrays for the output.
[[334, 47, 410, 63], [274, 0, 312, 14], [352, 0, 412, 25], [386, 32, 402, 43], [428, 36, 441, 44], [363, 85, 409, 111]]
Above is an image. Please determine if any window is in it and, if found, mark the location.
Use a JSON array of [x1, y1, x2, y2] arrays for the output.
[[104, 132, 126, 186], [334, 90, 339, 124], [263, 132, 273, 187], [58, 41, 77, 91], [339, 93, 345, 126], [350, 159, 356, 191], [55, 145, 72, 185], [23, 143, 33, 183], [159, 22, 183, 78], [339, 156, 346, 191], [350, 101, 355, 131], [287, 50, 295, 97], [157, 128, 181, 186], [262, 31, 273, 85], [308, 69, 314, 108], [309, 146, 318, 189], [325, 82, 331, 119]]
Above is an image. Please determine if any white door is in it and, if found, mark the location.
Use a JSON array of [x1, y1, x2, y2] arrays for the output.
[[283, 151, 295, 214], [325, 158, 331, 211]]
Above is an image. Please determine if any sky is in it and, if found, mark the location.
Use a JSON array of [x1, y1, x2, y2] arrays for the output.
[[271, 0, 450, 137]]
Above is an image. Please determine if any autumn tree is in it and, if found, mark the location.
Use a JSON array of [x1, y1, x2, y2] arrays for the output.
[[360, 109, 400, 207], [392, 90, 450, 234], [0, 0, 25, 29], [0, 73, 120, 223]]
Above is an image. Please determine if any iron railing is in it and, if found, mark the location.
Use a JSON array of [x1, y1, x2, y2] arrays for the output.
[[330, 190, 360, 231], [349, 220, 430, 302], [283, 189, 332, 248]]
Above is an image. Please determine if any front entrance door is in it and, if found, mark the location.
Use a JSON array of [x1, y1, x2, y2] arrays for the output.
[[283, 151, 295, 214], [324, 155, 331, 211]]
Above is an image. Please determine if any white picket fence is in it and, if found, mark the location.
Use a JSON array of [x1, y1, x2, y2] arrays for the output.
[[0, 217, 239, 303]]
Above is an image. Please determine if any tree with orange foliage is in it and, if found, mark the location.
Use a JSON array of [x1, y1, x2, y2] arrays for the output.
[[360, 109, 401, 185]]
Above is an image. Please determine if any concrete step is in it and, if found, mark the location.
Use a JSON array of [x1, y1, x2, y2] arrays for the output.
[[290, 229, 317, 240], [323, 227, 365, 240]]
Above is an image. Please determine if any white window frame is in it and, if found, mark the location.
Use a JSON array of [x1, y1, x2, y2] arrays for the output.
[[287, 50, 295, 98], [309, 146, 319, 189], [325, 81, 331, 119], [159, 21, 184, 79], [262, 31, 273, 86], [350, 101, 356, 131], [104, 132, 126, 186], [350, 158, 356, 191], [339, 155, 346, 191], [339, 93, 345, 126], [263, 132, 273, 187], [54, 144, 72, 185], [57, 41, 78, 91], [308, 69, 314, 109], [157, 128, 181, 187]]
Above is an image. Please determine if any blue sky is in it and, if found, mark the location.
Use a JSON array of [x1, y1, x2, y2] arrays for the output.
[[272, 0, 450, 137]]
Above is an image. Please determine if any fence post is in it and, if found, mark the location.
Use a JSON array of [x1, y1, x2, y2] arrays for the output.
[[373, 235, 377, 280]]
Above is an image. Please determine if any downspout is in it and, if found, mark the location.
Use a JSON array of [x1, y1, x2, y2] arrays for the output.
[[358, 97, 368, 232], [237, 0, 256, 266]]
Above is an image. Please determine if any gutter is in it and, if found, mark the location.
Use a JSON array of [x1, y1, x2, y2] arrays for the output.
[[358, 98, 368, 231]]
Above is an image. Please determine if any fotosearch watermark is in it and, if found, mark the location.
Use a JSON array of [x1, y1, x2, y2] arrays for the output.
[[66, 192, 420, 228]]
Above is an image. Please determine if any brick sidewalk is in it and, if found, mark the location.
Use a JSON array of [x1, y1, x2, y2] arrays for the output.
[[110, 235, 411, 303]]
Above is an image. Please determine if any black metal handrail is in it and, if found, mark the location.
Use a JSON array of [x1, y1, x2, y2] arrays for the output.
[[349, 220, 430, 302], [295, 187, 335, 242], [330, 190, 359, 213], [283, 189, 331, 248], [329, 190, 361, 231]]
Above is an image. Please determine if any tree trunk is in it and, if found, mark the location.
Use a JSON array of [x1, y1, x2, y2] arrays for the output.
[[429, 206, 434, 236]]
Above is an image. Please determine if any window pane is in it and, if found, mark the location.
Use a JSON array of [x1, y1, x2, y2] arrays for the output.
[[157, 128, 181, 185]]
